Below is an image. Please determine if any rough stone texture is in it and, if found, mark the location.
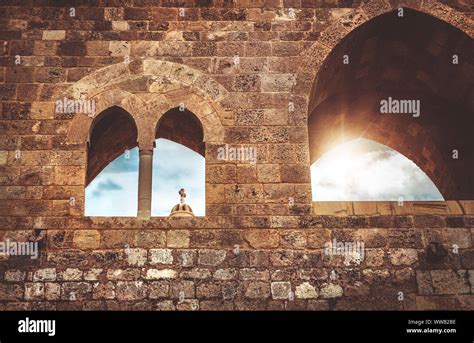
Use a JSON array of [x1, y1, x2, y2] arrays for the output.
[[145, 269, 177, 280], [126, 248, 147, 267], [388, 249, 419, 266], [320, 283, 344, 299], [4, 270, 26, 282], [198, 250, 227, 267], [431, 270, 470, 295], [244, 230, 280, 249], [24, 283, 44, 301], [0, 0, 472, 311], [33, 269, 57, 282], [271, 282, 292, 300], [73, 230, 100, 250], [295, 282, 318, 299], [59, 268, 83, 281], [149, 249, 173, 265], [167, 231, 190, 249], [116, 281, 147, 301]]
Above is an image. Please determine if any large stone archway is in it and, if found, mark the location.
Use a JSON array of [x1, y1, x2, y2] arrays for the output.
[[293, 0, 473, 98], [301, 4, 473, 200]]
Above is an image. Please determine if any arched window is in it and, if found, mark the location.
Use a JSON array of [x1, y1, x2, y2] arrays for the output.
[[85, 106, 138, 216], [308, 9, 473, 200], [311, 138, 444, 201], [84, 105, 207, 217], [153, 108, 206, 216], [151, 139, 205, 216], [85, 147, 139, 216]]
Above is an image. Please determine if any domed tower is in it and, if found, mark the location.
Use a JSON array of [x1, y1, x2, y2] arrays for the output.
[[169, 188, 194, 218]]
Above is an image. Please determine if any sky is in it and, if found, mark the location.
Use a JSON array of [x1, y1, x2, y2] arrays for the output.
[[85, 138, 205, 216], [85, 137, 443, 216], [310, 138, 444, 201]]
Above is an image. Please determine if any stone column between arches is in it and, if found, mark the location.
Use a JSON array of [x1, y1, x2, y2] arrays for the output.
[[137, 149, 154, 220]]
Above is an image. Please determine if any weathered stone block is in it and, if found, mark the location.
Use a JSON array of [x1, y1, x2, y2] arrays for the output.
[[256, 164, 281, 183], [319, 283, 343, 299], [280, 230, 307, 249], [61, 282, 92, 300], [244, 229, 279, 249], [25, 283, 44, 300], [116, 281, 147, 301], [295, 282, 318, 299], [4, 270, 26, 282], [125, 248, 147, 266], [198, 250, 227, 266], [5, 67, 34, 84], [245, 281, 270, 299], [93, 282, 115, 300], [196, 282, 221, 299], [262, 74, 296, 92], [59, 268, 83, 281], [180, 268, 212, 280], [431, 270, 470, 295], [148, 282, 169, 299], [388, 249, 418, 266], [177, 250, 196, 267], [33, 268, 57, 282], [461, 250, 474, 269], [109, 41, 130, 57], [170, 280, 195, 299], [416, 271, 433, 295], [214, 268, 238, 280], [42, 30, 66, 40], [362, 269, 390, 283], [271, 281, 292, 300], [107, 269, 141, 281], [45, 283, 60, 301], [167, 230, 190, 248], [145, 269, 177, 280], [240, 268, 269, 281], [0, 284, 23, 301], [135, 230, 166, 248], [149, 249, 173, 265], [365, 248, 385, 266], [444, 228, 471, 249]]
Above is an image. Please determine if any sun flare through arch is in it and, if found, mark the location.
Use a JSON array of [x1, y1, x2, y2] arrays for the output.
[[311, 138, 444, 201]]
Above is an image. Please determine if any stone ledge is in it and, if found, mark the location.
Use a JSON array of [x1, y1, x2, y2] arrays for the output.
[[313, 201, 474, 216], [1, 212, 473, 230]]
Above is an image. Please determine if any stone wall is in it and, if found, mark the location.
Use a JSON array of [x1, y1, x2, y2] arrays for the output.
[[0, 201, 473, 310], [0, 0, 473, 310]]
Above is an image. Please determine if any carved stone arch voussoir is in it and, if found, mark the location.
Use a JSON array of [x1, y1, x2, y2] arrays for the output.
[[65, 88, 147, 148], [65, 58, 228, 150]]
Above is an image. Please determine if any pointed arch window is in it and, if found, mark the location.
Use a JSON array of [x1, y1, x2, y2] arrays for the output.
[[152, 108, 206, 216], [85, 106, 139, 216], [84, 106, 206, 217]]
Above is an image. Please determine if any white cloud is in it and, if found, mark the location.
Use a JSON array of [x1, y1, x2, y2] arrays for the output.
[[311, 138, 444, 201]]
